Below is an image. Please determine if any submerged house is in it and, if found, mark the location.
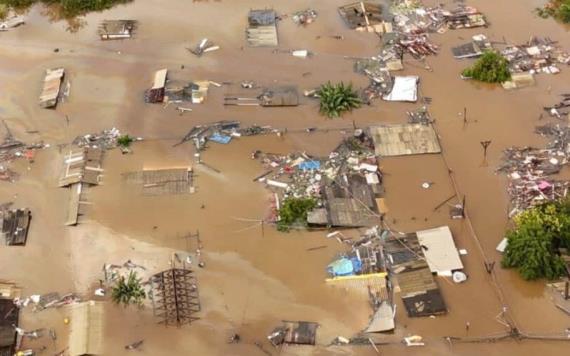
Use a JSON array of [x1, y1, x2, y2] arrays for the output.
[[0, 282, 19, 356], [98, 20, 137, 40], [384, 233, 447, 317], [68, 301, 104, 356], [39, 68, 65, 109], [338, 2, 389, 33], [224, 86, 299, 107], [1, 208, 31, 246], [268, 321, 318, 346], [246, 9, 278, 47]]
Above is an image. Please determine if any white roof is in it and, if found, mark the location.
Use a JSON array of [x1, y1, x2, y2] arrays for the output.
[[417, 226, 463, 276], [152, 69, 167, 89], [383, 76, 418, 102]]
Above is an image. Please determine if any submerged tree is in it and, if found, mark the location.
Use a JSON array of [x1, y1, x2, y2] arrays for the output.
[[462, 51, 511, 83], [502, 201, 570, 280], [277, 197, 317, 232], [317, 82, 361, 118], [537, 1, 570, 23], [117, 134, 134, 148], [111, 271, 146, 307]]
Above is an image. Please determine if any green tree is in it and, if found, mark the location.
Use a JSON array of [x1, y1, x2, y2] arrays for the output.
[[117, 134, 134, 148], [502, 201, 570, 280], [317, 82, 361, 119], [0, 0, 133, 17], [111, 271, 146, 307], [277, 197, 317, 232], [462, 51, 511, 83]]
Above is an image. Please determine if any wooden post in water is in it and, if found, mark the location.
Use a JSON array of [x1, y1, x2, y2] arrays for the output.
[[565, 280, 569, 300]]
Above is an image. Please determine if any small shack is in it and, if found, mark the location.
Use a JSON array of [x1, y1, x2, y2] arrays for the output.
[[0, 15, 25, 31], [246, 9, 278, 47], [370, 123, 441, 157], [268, 321, 318, 346], [68, 301, 104, 356], [338, 2, 386, 32], [145, 69, 168, 103], [416, 226, 464, 276], [39, 68, 65, 109], [1, 208, 31, 246], [98, 20, 137, 40]]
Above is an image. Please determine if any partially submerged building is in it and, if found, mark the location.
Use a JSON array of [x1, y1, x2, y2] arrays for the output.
[[246, 9, 278, 47], [224, 86, 299, 107], [59, 148, 104, 187], [1, 208, 31, 246], [0, 282, 19, 356], [68, 301, 104, 356], [370, 123, 441, 157], [123, 167, 194, 196], [384, 233, 448, 317], [98, 20, 137, 40], [338, 2, 389, 33], [39, 68, 65, 109], [416, 226, 464, 277]]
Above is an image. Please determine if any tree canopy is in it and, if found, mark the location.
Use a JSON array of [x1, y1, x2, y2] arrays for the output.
[[462, 51, 511, 83], [317, 82, 361, 119], [277, 197, 317, 232], [0, 0, 132, 17], [111, 271, 146, 307], [537, 1, 570, 23], [502, 201, 570, 280]]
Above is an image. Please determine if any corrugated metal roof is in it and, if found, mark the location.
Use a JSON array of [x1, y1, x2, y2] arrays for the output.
[[416, 226, 464, 276], [68, 301, 104, 356], [39, 68, 64, 108], [370, 123, 441, 157], [152, 69, 167, 89]]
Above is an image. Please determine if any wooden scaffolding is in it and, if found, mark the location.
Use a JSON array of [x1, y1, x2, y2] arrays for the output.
[[150, 268, 200, 327]]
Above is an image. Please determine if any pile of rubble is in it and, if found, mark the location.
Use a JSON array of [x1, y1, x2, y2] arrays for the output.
[[292, 8, 317, 26], [501, 37, 570, 75], [497, 124, 570, 215], [176, 120, 279, 150], [254, 130, 383, 224], [72, 128, 136, 150], [544, 94, 570, 119]]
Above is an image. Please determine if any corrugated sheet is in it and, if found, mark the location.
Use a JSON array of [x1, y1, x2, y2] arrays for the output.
[[370, 124, 441, 157], [68, 301, 104, 356]]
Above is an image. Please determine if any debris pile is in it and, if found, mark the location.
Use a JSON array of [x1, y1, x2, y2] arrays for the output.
[[98, 20, 137, 40], [292, 9, 317, 26], [544, 94, 570, 119], [497, 124, 570, 215], [501, 37, 570, 75], [176, 121, 278, 150], [188, 38, 220, 57], [255, 130, 384, 227], [72, 128, 126, 150]]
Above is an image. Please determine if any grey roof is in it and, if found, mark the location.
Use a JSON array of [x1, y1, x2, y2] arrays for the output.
[[370, 124, 441, 157]]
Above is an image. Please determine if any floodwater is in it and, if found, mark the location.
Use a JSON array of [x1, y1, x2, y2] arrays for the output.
[[1, 0, 569, 355]]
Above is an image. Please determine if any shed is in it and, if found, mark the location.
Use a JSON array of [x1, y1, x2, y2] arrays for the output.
[[39, 68, 65, 108], [2, 208, 31, 246], [370, 123, 441, 157], [416, 226, 464, 276], [68, 301, 104, 356], [247, 10, 278, 47], [338, 2, 386, 32]]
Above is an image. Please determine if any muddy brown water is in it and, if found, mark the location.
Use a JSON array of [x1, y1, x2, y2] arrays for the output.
[[1, 0, 570, 355]]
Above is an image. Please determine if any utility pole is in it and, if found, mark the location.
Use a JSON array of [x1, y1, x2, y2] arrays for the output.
[[480, 140, 491, 166]]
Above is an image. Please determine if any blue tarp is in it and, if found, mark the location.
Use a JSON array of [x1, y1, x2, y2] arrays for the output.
[[298, 160, 320, 171], [327, 257, 363, 277], [209, 133, 232, 144]]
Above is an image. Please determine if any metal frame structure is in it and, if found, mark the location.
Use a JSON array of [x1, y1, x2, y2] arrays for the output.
[[150, 268, 200, 327]]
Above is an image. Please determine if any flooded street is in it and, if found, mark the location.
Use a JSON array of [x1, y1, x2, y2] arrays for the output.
[[1, 0, 570, 355]]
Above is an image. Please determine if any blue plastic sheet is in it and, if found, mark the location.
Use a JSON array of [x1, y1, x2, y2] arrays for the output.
[[298, 160, 320, 171], [209, 133, 232, 144]]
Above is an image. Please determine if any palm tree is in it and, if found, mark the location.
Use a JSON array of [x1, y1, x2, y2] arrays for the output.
[[111, 271, 146, 307], [317, 82, 361, 118]]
